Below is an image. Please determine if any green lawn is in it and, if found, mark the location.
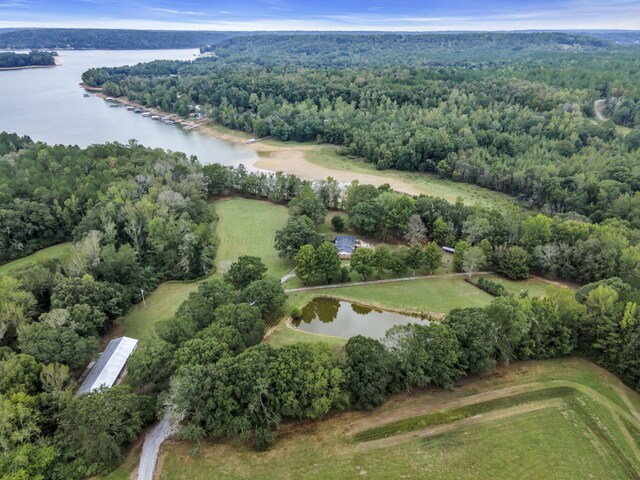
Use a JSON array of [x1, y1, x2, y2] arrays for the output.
[[0, 242, 72, 276], [121, 280, 201, 340], [288, 276, 493, 315], [215, 198, 294, 279], [154, 358, 640, 480], [305, 146, 517, 211]]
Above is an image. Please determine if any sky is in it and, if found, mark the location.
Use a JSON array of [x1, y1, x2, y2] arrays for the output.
[[1, 0, 639, 31]]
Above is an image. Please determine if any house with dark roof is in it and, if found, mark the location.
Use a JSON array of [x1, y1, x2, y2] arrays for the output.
[[76, 336, 138, 396], [335, 235, 357, 259]]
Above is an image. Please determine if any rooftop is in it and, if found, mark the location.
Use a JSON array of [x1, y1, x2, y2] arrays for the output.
[[76, 336, 138, 396]]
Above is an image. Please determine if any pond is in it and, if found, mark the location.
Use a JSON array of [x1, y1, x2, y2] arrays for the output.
[[291, 297, 427, 340]]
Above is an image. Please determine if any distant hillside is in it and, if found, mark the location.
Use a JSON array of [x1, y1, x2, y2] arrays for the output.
[[0, 28, 236, 50], [571, 30, 640, 45], [202, 32, 615, 67]]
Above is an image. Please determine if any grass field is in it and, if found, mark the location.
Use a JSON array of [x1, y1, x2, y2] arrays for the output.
[[121, 281, 201, 340], [305, 146, 516, 210], [119, 198, 293, 341], [215, 198, 294, 279], [266, 275, 569, 349], [0, 242, 71, 276], [153, 358, 640, 480]]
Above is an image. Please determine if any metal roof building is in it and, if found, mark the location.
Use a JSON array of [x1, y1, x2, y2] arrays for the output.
[[335, 235, 356, 259], [76, 336, 138, 396]]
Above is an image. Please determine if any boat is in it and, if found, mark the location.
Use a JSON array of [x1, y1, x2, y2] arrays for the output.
[[126, 105, 134, 111], [142, 112, 151, 117], [109, 104, 119, 108], [106, 97, 114, 102], [134, 108, 143, 114], [164, 120, 175, 125], [83, 93, 90, 98], [151, 115, 161, 120], [161, 116, 171, 121]]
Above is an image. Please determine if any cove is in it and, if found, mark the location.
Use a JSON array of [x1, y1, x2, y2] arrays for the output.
[[0, 49, 258, 167], [291, 297, 427, 340]]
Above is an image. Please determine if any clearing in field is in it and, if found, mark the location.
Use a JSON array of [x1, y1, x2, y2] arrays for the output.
[[215, 197, 293, 279], [154, 358, 640, 480], [0, 242, 71, 276]]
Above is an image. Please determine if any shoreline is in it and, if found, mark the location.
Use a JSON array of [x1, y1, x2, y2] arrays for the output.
[[0, 62, 59, 72], [78, 90, 510, 202]]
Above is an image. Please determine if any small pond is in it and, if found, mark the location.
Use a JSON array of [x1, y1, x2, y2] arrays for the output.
[[291, 297, 427, 340]]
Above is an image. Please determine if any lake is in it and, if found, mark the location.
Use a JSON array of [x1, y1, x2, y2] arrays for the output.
[[292, 297, 427, 340], [0, 49, 258, 166]]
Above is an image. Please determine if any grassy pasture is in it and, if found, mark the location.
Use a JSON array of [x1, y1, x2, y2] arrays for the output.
[[0, 242, 71, 276], [305, 146, 516, 210], [152, 358, 640, 480], [214, 197, 294, 279]]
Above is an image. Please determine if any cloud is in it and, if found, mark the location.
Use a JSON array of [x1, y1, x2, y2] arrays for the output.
[[149, 7, 207, 16]]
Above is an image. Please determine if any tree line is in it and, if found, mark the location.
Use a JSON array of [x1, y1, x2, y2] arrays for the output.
[[0, 51, 56, 69], [82, 35, 640, 221], [202, 165, 640, 288]]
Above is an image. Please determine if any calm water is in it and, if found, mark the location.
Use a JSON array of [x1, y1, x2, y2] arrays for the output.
[[292, 297, 426, 340], [0, 49, 258, 166]]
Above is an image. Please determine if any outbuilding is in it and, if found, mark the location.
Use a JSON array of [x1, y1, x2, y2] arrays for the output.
[[442, 246, 455, 254], [335, 235, 357, 259], [76, 336, 138, 396]]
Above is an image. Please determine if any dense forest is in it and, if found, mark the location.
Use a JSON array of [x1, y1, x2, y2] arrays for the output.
[[83, 32, 640, 222], [0, 29, 235, 50], [2, 130, 640, 477], [0, 50, 56, 68]]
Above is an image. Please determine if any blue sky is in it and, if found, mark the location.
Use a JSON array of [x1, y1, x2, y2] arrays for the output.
[[1, 0, 639, 30]]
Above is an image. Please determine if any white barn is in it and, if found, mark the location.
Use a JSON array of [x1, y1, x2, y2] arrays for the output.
[[76, 336, 138, 396]]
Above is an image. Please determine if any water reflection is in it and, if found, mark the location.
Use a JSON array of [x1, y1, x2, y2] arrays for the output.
[[293, 298, 426, 340]]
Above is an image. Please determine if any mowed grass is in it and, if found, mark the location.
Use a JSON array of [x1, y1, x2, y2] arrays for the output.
[[155, 358, 640, 480], [267, 275, 570, 349], [0, 242, 71, 276], [215, 197, 294, 279], [305, 146, 516, 211], [121, 281, 201, 340], [120, 198, 293, 341]]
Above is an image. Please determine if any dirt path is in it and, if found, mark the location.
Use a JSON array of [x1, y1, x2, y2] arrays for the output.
[[348, 380, 640, 441], [284, 272, 492, 293], [358, 399, 564, 450]]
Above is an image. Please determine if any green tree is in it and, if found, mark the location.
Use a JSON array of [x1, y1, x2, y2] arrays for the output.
[[126, 339, 176, 393], [520, 214, 553, 252], [274, 216, 323, 259], [224, 255, 267, 290], [462, 246, 486, 280], [56, 386, 153, 476], [0, 277, 36, 344], [350, 248, 377, 280], [242, 277, 287, 316], [431, 217, 455, 247], [446, 308, 496, 375], [0, 353, 41, 395], [345, 336, 397, 410], [314, 241, 342, 284], [331, 215, 345, 232], [288, 185, 327, 224], [423, 242, 443, 274], [452, 240, 471, 272], [214, 303, 265, 348], [173, 337, 230, 369], [295, 244, 317, 285], [17, 323, 97, 370], [405, 243, 427, 276], [385, 323, 461, 390], [498, 246, 530, 280]]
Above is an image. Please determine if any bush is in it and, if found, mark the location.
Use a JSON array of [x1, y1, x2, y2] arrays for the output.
[[331, 215, 345, 232], [476, 277, 509, 297]]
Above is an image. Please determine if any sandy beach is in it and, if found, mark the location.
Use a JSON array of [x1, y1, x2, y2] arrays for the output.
[[85, 89, 424, 192]]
